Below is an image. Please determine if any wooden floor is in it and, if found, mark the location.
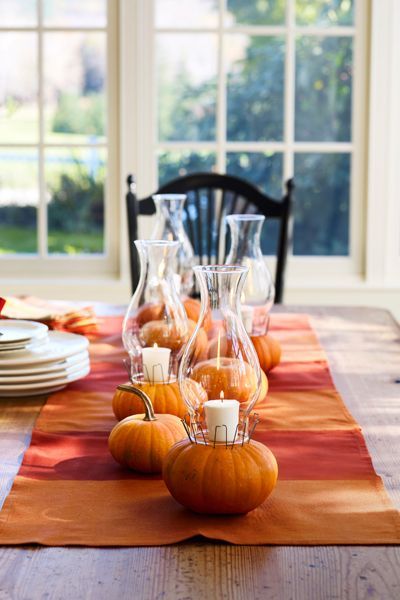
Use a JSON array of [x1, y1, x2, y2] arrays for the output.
[[1, 306, 400, 600]]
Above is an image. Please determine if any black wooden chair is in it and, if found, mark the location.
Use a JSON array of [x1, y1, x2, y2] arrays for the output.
[[126, 173, 294, 303]]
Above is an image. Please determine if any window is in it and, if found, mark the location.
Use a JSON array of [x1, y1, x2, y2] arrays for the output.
[[129, 0, 367, 278], [0, 0, 118, 278]]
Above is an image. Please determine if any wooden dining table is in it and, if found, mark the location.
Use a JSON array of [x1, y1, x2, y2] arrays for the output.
[[0, 305, 400, 600]]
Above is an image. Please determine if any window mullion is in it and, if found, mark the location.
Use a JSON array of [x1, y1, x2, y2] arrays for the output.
[[216, 0, 226, 173], [38, 0, 47, 258], [283, 0, 295, 190]]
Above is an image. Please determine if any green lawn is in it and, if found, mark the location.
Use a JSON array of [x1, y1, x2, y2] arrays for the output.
[[0, 226, 103, 255]]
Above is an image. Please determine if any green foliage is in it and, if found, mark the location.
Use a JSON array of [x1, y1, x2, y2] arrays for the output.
[[227, 0, 285, 25], [52, 92, 105, 136], [227, 36, 285, 141], [295, 37, 352, 141], [158, 151, 216, 187], [0, 225, 36, 254], [47, 163, 104, 237]]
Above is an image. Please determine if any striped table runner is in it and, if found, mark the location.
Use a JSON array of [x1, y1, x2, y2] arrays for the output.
[[0, 314, 399, 546]]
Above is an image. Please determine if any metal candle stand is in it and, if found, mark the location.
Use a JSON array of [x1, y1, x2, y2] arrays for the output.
[[182, 411, 260, 449]]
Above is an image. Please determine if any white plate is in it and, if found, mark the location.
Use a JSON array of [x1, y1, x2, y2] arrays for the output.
[[0, 364, 90, 396], [0, 350, 89, 376], [0, 331, 89, 367], [0, 336, 49, 354], [0, 320, 48, 344], [0, 359, 89, 384], [0, 331, 48, 352]]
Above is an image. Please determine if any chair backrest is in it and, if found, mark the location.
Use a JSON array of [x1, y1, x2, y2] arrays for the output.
[[126, 172, 294, 303]]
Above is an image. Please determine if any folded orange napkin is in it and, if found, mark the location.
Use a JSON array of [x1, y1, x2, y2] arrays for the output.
[[0, 296, 98, 336]]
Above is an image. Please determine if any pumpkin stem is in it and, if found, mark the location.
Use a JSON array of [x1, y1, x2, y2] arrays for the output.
[[117, 384, 157, 421]]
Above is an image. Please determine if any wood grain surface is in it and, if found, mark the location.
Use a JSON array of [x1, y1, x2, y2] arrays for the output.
[[0, 306, 400, 600]]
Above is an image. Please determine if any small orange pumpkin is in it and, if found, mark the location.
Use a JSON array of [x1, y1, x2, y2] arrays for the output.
[[112, 380, 186, 419], [250, 334, 281, 373], [187, 319, 208, 361], [191, 357, 259, 404], [112, 379, 207, 420], [183, 297, 211, 331], [108, 386, 186, 473], [163, 438, 278, 514], [140, 319, 188, 351], [135, 303, 164, 327]]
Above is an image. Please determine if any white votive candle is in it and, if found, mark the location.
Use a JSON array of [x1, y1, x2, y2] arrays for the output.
[[241, 305, 254, 334], [142, 344, 171, 383], [204, 398, 240, 443]]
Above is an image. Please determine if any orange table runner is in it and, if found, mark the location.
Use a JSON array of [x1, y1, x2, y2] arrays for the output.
[[0, 314, 399, 546]]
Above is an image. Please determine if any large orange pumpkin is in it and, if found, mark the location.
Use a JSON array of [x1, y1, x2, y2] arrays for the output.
[[191, 357, 259, 404], [108, 386, 186, 473], [163, 438, 278, 514], [250, 334, 281, 373]]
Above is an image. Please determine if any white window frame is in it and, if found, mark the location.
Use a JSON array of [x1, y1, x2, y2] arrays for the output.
[[0, 0, 121, 288], [124, 0, 369, 288], [367, 0, 400, 288]]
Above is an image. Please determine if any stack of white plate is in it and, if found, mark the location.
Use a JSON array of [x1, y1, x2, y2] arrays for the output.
[[0, 320, 90, 397]]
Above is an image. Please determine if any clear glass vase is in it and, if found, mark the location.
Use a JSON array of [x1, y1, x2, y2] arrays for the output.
[[122, 240, 189, 383], [151, 194, 195, 296], [225, 214, 275, 336], [178, 265, 262, 444]]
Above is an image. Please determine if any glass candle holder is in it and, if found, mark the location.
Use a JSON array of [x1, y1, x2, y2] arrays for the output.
[[123, 240, 189, 383], [151, 194, 195, 297], [178, 265, 262, 444], [225, 214, 275, 335]]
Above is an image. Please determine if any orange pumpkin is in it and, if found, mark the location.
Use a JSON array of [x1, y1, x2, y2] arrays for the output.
[[183, 297, 211, 331], [136, 303, 164, 327], [250, 334, 281, 373], [187, 319, 208, 361], [112, 380, 186, 419], [163, 438, 278, 514], [108, 386, 186, 473], [258, 370, 269, 403], [191, 357, 259, 404], [112, 379, 207, 420], [140, 319, 188, 351]]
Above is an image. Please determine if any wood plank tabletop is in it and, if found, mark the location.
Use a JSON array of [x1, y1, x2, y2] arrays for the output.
[[1, 306, 400, 600]]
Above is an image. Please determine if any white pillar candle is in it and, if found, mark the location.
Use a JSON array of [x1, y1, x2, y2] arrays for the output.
[[142, 344, 171, 383], [204, 398, 240, 443], [241, 305, 254, 334]]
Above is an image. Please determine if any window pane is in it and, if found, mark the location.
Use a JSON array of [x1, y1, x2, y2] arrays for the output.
[[0, 149, 38, 255], [44, 32, 106, 144], [296, 0, 354, 26], [227, 36, 284, 142], [226, 152, 283, 255], [46, 148, 105, 254], [158, 150, 216, 187], [155, 0, 218, 28], [226, 152, 283, 198], [0, 33, 38, 144], [226, 0, 285, 26], [293, 153, 350, 255], [0, 0, 37, 26], [157, 34, 217, 142], [295, 36, 352, 142], [43, 0, 106, 27]]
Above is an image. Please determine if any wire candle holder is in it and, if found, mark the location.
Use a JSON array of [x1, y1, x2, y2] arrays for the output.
[[182, 411, 260, 449], [124, 357, 176, 386]]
